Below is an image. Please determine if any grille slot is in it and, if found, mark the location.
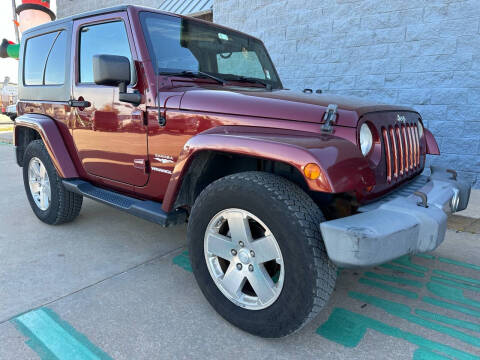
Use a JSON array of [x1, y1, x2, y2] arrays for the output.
[[382, 123, 420, 183]]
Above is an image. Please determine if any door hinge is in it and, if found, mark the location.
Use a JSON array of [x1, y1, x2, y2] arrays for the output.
[[142, 111, 148, 126], [321, 104, 338, 133]]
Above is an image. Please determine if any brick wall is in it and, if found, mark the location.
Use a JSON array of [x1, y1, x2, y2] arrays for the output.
[[214, 0, 480, 187]]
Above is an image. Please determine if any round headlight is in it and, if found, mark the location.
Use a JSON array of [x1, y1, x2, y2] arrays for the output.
[[418, 121, 424, 138], [359, 123, 373, 156]]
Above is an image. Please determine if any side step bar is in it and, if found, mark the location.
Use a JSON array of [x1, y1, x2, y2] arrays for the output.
[[63, 179, 187, 227]]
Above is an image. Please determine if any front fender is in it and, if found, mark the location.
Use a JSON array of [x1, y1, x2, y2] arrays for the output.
[[14, 114, 78, 178], [424, 128, 440, 155], [162, 126, 375, 211]]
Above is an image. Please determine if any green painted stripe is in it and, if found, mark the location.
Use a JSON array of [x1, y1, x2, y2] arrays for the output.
[[380, 263, 426, 277], [433, 270, 480, 286], [438, 257, 480, 272], [11, 308, 112, 360], [431, 277, 480, 293], [427, 282, 480, 309], [172, 251, 192, 272], [415, 254, 436, 260], [317, 308, 477, 360], [358, 277, 418, 299], [364, 271, 424, 288], [423, 297, 480, 318], [415, 309, 480, 333], [392, 255, 428, 272], [349, 292, 480, 348], [413, 348, 451, 360]]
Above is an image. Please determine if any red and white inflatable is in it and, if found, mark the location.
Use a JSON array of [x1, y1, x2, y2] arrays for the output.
[[1, 0, 56, 59]]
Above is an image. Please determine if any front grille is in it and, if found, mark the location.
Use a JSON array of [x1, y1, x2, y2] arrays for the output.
[[382, 123, 421, 183]]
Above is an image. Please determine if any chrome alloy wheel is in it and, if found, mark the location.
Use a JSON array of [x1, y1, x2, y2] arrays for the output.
[[204, 208, 284, 310], [28, 157, 51, 211]]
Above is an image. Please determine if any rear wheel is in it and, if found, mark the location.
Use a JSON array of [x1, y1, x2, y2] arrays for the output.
[[188, 171, 336, 337], [23, 140, 83, 225]]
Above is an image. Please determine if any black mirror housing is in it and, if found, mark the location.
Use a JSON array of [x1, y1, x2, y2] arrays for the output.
[[93, 55, 131, 86], [93, 55, 142, 106]]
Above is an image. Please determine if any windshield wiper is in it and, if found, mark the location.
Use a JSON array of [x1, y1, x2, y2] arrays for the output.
[[158, 69, 226, 85], [227, 76, 272, 90]]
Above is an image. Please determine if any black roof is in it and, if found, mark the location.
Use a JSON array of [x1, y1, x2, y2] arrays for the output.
[[22, 5, 137, 35], [21, 4, 263, 44]]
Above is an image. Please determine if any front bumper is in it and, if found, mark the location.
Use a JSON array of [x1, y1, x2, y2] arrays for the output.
[[320, 167, 471, 268]]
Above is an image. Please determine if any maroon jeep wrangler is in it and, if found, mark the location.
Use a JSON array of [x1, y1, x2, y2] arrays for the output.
[[14, 6, 471, 337]]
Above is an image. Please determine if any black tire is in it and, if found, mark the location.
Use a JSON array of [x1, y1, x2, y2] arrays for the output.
[[188, 171, 336, 338], [23, 140, 83, 225]]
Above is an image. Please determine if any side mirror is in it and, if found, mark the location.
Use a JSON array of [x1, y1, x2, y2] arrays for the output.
[[93, 55, 142, 106]]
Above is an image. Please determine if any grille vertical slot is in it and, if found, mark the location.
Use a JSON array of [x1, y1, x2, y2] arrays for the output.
[[396, 126, 404, 176], [382, 128, 392, 183], [414, 124, 420, 167], [389, 127, 399, 179]]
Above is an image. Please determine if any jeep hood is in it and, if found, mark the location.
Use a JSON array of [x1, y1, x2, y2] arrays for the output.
[[179, 87, 417, 127]]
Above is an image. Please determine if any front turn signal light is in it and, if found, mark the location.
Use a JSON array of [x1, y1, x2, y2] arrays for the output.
[[304, 163, 321, 180]]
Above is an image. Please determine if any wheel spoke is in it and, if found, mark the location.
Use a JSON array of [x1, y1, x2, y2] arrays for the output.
[[39, 189, 46, 209], [250, 234, 281, 264], [39, 163, 46, 178], [247, 265, 276, 304], [44, 188, 50, 208], [33, 162, 41, 178], [206, 232, 234, 260], [221, 263, 246, 297], [226, 211, 252, 245], [30, 182, 41, 194], [43, 180, 51, 197]]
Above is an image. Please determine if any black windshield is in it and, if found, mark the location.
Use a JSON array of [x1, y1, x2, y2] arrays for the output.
[[140, 12, 282, 89]]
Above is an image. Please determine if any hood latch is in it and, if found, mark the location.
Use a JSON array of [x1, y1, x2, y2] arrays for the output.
[[322, 104, 338, 133]]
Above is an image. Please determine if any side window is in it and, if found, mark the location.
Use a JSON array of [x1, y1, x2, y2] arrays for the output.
[[216, 51, 266, 79], [45, 31, 67, 85], [24, 32, 58, 85], [79, 21, 136, 84]]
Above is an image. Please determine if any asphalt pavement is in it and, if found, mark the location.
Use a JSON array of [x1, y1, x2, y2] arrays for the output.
[[0, 143, 479, 360]]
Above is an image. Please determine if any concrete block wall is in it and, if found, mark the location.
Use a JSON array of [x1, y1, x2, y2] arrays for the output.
[[214, 0, 480, 187]]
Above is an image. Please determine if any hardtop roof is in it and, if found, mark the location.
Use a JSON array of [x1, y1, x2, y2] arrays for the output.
[[21, 5, 263, 43]]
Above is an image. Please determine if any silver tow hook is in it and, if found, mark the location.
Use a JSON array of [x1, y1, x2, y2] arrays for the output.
[[413, 191, 428, 208], [446, 169, 457, 180]]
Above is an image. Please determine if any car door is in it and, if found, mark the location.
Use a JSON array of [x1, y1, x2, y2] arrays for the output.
[[71, 13, 148, 186]]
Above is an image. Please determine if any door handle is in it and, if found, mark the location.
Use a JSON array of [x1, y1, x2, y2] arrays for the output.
[[68, 99, 91, 108]]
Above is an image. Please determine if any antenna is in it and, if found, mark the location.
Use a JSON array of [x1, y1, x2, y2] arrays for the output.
[[11, 0, 20, 43]]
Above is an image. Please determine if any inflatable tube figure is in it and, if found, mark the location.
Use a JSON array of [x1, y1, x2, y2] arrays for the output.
[[0, 0, 56, 59]]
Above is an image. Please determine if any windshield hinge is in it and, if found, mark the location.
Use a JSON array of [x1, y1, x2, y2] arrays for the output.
[[142, 110, 148, 126], [321, 104, 338, 133]]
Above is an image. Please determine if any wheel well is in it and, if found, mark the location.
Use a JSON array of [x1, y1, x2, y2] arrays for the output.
[[173, 151, 331, 210], [15, 126, 41, 167]]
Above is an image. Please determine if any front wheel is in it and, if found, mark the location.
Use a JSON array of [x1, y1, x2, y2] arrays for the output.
[[188, 172, 336, 338]]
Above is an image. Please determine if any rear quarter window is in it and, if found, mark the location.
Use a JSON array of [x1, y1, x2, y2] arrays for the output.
[[24, 31, 67, 86], [24, 32, 58, 85]]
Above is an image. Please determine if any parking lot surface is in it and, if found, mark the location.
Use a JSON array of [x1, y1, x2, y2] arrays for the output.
[[0, 143, 479, 359]]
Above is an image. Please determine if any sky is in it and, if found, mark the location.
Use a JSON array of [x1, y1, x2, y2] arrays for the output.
[[0, 0, 57, 84]]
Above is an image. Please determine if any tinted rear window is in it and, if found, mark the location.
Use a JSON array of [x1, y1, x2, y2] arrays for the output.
[[24, 32, 58, 85]]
